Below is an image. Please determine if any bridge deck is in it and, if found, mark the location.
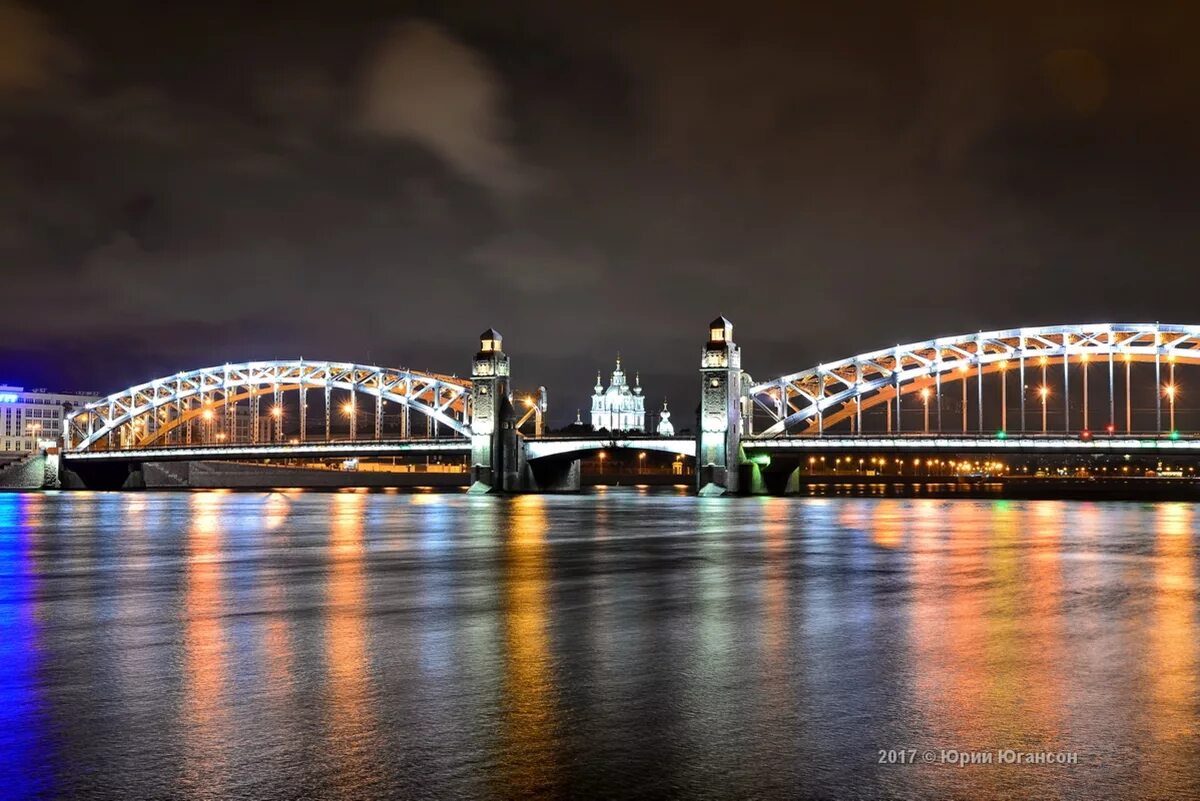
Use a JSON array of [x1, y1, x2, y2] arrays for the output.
[[745, 434, 1200, 453], [63, 433, 1200, 464], [63, 439, 470, 462]]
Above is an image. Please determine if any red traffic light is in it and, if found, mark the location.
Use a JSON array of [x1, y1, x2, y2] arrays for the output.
[[1105, 423, 1115, 434], [1080, 429, 1093, 441]]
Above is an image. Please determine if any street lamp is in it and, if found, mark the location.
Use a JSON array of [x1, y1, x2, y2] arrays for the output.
[[1124, 352, 1132, 432], [1080, 353, 1089, 431], [638, 452, 646, 474], [998, 360, 1009, 433], [959, 364, 969, 433], [342, 400, 356, 441], [271, 405, 283, 443], [598, 451, 606, 475], [1164, 383, 1178, 434], [920, 387, 931, 433], [1039, 385, 1050, 434]]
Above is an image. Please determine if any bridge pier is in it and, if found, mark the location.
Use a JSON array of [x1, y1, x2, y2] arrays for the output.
[[697, 316, 745, 496], [60, 460, 145, 490], [468, 329, 524, 493], [520, 457, 582, 492]]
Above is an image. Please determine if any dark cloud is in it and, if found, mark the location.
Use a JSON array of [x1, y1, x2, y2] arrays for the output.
[[2, 0, 1200, 421], [357, 20, 534, 200]]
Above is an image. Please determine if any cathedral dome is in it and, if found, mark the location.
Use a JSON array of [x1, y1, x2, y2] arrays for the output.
[[591, 355, 646, 432]]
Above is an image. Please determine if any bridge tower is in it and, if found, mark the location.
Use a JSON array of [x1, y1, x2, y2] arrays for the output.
[[697, 316, 743, 495], [469, 328, 521, 493]]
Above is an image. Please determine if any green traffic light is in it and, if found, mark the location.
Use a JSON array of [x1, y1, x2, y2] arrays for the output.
[[996, 430, 1007, 439], [1171, 430, 1181, 440]]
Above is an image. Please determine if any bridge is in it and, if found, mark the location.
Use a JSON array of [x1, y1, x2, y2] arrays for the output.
[[42, 320, 1200, 494]]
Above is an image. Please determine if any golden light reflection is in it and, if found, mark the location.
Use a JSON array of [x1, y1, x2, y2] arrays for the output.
[[498, 494, 559, 799], [760, 499, 791, 711], [1150, 504, 1197, 749], [907, 503, 1006, 799], [871, 501, 906, 549], [326, 492, 377, 794], [261, 496, 294, 711], [182, 492, 230, 796], [909, 501, 1072, 787]]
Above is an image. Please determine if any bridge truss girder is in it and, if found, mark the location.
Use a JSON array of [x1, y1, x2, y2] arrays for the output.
[[65, 360, 473, 452], [749, 323, 1200, 437]]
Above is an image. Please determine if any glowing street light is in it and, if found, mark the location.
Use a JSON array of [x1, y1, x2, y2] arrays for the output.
[[1124, 351, 1132, 432], [1164, 383, 1178, 434], [920, 387, 931, 433], [998, 359, 1009, 433], [201, 407, 215, 444], [1039, 385, 1050, 434], [1080, 352, 1089, 431], [959, 364, 969, 433], [342, 400, 357, 441], [598, 451, 607, 475]]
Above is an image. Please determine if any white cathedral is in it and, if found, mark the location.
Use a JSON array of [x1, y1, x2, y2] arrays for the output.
[[591, 357, 645, 432], [588, 357, 675, 435]]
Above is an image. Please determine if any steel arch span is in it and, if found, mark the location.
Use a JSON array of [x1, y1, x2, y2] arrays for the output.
[[748, 323, 1200, 437], [65, 360, 473, 452]]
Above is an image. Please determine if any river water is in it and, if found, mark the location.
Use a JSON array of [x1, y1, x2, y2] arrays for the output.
[[0, 489, 1197, 800]]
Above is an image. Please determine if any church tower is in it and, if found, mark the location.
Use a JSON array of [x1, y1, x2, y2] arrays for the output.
[[657, 399, 675, 437], [697, 316, 742, 495]]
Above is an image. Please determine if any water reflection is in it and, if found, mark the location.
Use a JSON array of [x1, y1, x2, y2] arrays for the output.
[[0, 495, 51, 798], [325, 492, 379, 797], [181, 492, 230, 796], [6, 491, 1200, 800], [497, 495, 559, 799], [1149, 503, 1198, 795]]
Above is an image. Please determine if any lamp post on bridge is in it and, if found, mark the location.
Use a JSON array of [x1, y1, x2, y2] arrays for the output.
[[960, 364, 968, 433], [1081, 353, 1089, 432], [1165, 383, 1177, 434], [999, 360, 1008, 434], [920, 387, 930, 434], [1039, 385, 1050, 434], [342, 400, 356, 441]]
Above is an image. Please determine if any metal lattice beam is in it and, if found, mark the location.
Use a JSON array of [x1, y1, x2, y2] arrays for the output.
[[65, 360, 472, 452], [749, 323, 1200, 437]]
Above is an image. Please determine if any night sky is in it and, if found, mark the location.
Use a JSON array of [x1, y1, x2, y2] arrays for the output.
[[3, 1, 1199, 422]]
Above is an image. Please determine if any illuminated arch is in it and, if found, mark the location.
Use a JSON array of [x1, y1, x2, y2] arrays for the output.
[[65, 360, 472, 452], [749, 323, 1200, 436]]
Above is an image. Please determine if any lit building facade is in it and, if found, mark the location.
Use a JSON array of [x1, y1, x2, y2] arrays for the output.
[[1, 385, 99, 453], [657, 400, 675, 436], [591, 357, 645, 432]]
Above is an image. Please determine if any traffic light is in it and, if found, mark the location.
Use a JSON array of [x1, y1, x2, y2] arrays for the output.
[[1080, 429, 1093, 441], [1105, 423, 1115, 434]]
